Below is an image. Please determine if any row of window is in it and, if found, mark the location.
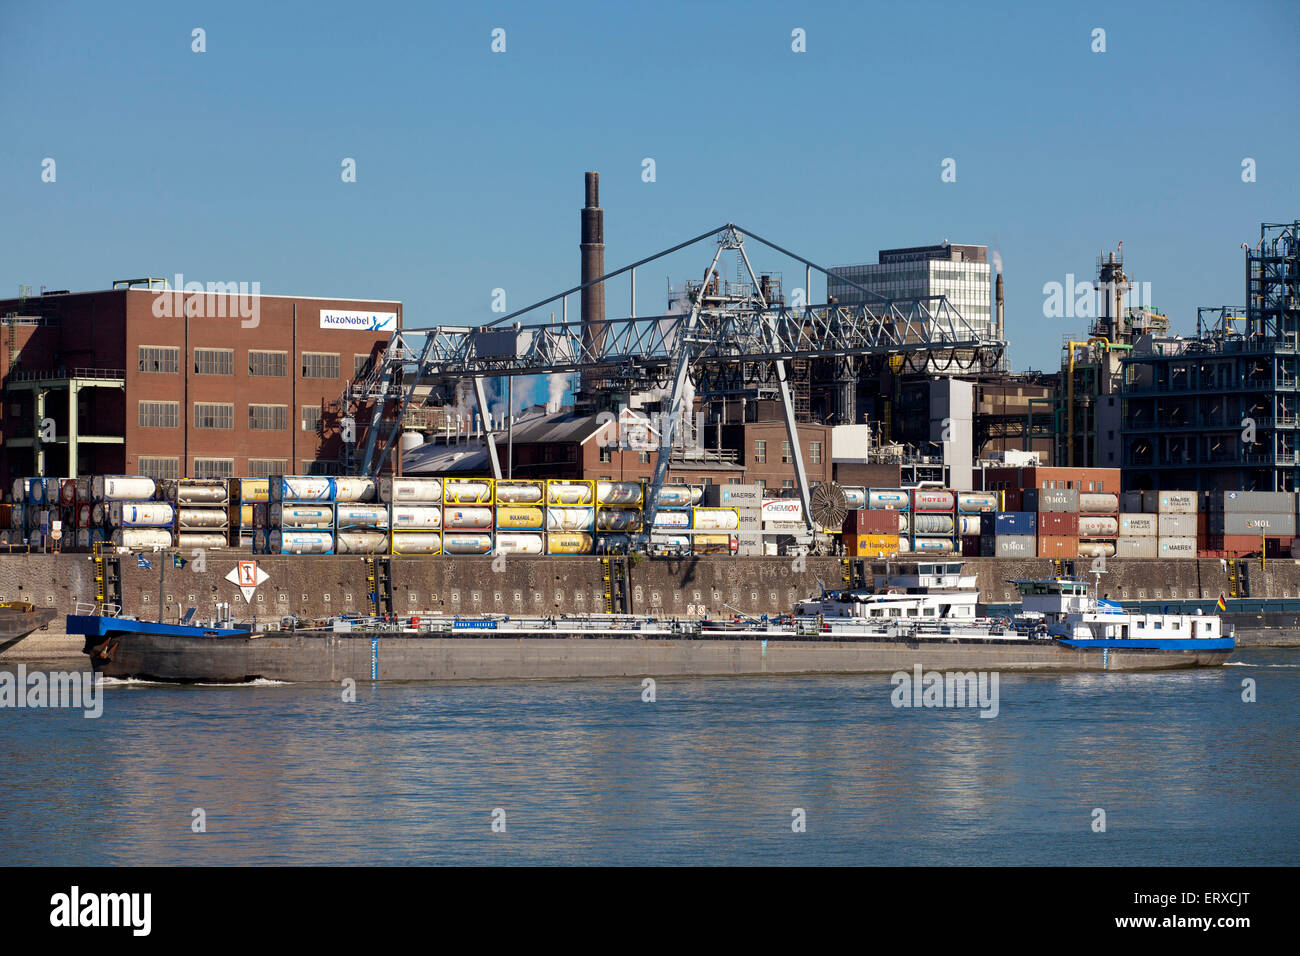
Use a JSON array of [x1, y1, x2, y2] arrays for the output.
[[597, 440, 823, 466], [138, 347, 373, 379], [138, 401, 321, 432], [136, 457, 339, 479]]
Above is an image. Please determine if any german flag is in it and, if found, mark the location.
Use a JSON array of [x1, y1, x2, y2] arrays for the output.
[[1217, 593, 1227, 611]]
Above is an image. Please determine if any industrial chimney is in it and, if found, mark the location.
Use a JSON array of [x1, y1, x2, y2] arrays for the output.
[[995, 271, 1005, 343], [579, 171, 605, 407]]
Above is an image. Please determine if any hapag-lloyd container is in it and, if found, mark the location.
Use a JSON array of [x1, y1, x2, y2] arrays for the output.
[[1078, 493, 1119, 514], [867, 489, 910, 510], [1077, 515, 1119, 537], [1157, 513, 1198, 537], [1024, 488, 1079, 513], [845, 533, 899, 557], [912, 489, 956, 512], [1037, 535, 1078, 557], [1115, 536, 1158, 558], [980, 534, 1035, 558], [1118, 513, 1157, 536], [980, 512, 1036, 536], [1157, 536, 1197, 558]]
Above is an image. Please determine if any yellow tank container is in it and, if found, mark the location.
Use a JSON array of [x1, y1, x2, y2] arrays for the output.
[[495, 506, 545, 530], [546, 532, 594, 554]]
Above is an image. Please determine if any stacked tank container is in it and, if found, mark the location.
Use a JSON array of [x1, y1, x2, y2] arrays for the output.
[[1023, 487, 1079, 558], [440, 478, 494, 554], [910, 488, 958, 554], [955, 491, 998, 555], [260, 476, 336, 554], [493, 480, 546, 556], [1075, 492, 1120, 559], [383, 477, 444, 554], [691, 506, 739, 555], [650, 483, 698, 555], [544, 480, 595, 554], [330, 477, 386, 554], [841, 507, 899, 557], [94, 476, 173, 550], [164, 479, 231, 551], [595, 480, 645, 554], [231, 478, 269, 549], [702, 484, 760, 555]]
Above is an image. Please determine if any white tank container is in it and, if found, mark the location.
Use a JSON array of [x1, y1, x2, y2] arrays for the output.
[[912, 490, 956, 512], [958, 515, 982, 536], [270, 504, 334, 529], [390, 506, 443, 530], [548, 481, 595, 505], [692, 508, 740, 531], [270, 530, 333, 554], [597, 481, 643, 506], [443, 507, 494, 530], [912, 514, 955, 534], [1079, 493, 1119, 514], [494, 533, 544, 556], [335, 531, 390, 553], [93, 476, 157, 501], [391, 532, 444, 555], [867, 489, 910, 510], [545, 507, 595, 531], [168, 480, 230, 504], [657, 486, 695, 507], [380, 477, 443, 503], [494, 480, 545, 504], [111, 528, 173, 548], [274, 476, 335, 502], [333, 477, 378, 502], [440, 533, 492, 554], [957, 491, 998, 513], [842, 487, 868, 509], [1078, 515, 1119, 537], [1077, 540, 1117, 558], [10, 478, 26, 500], [177, 507, 229, 529], [334, 505, 389, 530], [108, 501, 175, 527], [653, 510, 690, 528], [597, 508, 642, 531], [911, 536, 954, 553], [176, 532, 229, 550], [444, 480, 493, 504]]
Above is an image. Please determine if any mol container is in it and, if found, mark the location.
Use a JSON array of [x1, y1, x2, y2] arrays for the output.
[[691, 507, 740, 532], [1208, 511, 1297, 536], [267, 530, 334, 554], [380, 477, 443, 503], [107, 501, 175, 528], [1079, 493, 1119, 514], [1077, 540, 1117, 559], [494, 533, 544, 556], [93, 476, 157, 501], [1077, 515, 1119, 537], [495, 506, 544, 530], [1157, 537, 1197, 559], [912, 489, 956, 512], [390, 506, 443, 531], [956, 491, 998, 514], [597, 509, 642, 532], [269, 476, 335, 503], [867, 489, 910, 511], [176, 531, 229, 550], [443, 507, 494, 531], [164, 480, 229, 505], [334, 531, 390, 554], [390, 532, 444, 555], [1024, 488, 1079, 512], [110, 528, 173, 549], [912, 514, 955, 535], [546, 480, 595, 506], [177, 507, 229, 530], [1118, 514, 1157, 536], [693, 534, 737, 556], [546, 532, 594, 554], [333, 477, 378, 503], [980, 534, 1035, 558], [546, 507, 595, 532], [597, 481, 644, 506], [1115, 536, 1158, 558], [444, 480, 493, 505], [440, 533, 492, 555], [1157, 513, 1198, 537], [494, 480, 545, 504], [334, 505, 389, 530], [270, 504, 334, 529]]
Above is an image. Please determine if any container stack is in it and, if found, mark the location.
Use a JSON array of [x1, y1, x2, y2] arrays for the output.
[[1024, 487, 1079, 558], [760, 494, 805, 555], [91, 476, 170, 550], [702, 484, 760, 555], [956, 491, 998, 556], [544, 479, 594, 554], [910, 488, 959, 554], [442, 478, 495, 555], [596, 480, 645, 554], [493, 479, 546, 556], [1114, 494, 1158, 558], [165, 479, 231, 551], [841, 508, 899, 557], [260, 476, 336, 554], [978, 510, 1036, 558], [1203, 490, 1293, 558], [383, 477, 444, 555], [691, 506, 739, 556], [331, 477, 386, 555], [650, 483, 695, 555], [1076, 491, 1120, 559], [231, 478, 269, 549]]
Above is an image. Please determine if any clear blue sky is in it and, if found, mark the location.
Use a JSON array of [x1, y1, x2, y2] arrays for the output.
[[3, 0, 1298, 400]]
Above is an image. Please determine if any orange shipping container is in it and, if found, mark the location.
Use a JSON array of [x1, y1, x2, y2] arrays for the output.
[[846, 533, 899, 557], [1037, 535, 1079, 558]]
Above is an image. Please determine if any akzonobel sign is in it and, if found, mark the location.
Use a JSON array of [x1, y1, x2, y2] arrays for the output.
[[319, 310, 398, 331]]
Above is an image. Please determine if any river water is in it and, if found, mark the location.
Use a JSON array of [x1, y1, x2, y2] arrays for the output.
[[1, 649, 1296, 865]]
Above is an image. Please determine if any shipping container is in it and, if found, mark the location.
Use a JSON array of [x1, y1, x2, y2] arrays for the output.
[[177, 507, 229, 530], [269, 504, 334, 529], [163, 479, 230, 505], [266, 530, 333, 554], [107, 501, 176, 528], [441, 533, 493, 555], [1157, 513, 1198, 537], [980, 534, 1035, 558], [1024, 488, 1078, 512], [596, 508, 642, 532], [1118, 513, 1157, 536], [911, 513, 955, 534], [1037, 535, 1078, 558], [692, 507, 740, 531], [269, 476, 335, 503], [332, 477, 378, 503], [1037, 512, 1079, 536], [980, 511, 1036, 536], [652, 510, 691, 529], [1078, 493, 1119, 514], [334, 505, 389, 530], [841, 487, 867, 509], [656, 485, 698, 508], [334, 530, 389, 554], [1147, 490, 1198, 514], [1120, 491, 1144, 513], [545, 507, 596, 532], [93, 476, 158, 502], [960, 535, 981, 557], [957, 515, 983, 536], [761, 498, 804, 522], [596, 480, 643, 506], [911, 536, 956, 553], [1077, 540, 1116, 558], [700, 484, 762, 508], [1206, 490, 1293, 514], [845, 533, 899, 557], [1208, 511, 1297, 536], [1114, 536, 1157, 558], [234, 478, 270, 503], [692, 534, 737, 556], [1157, 536, 1197, 558]]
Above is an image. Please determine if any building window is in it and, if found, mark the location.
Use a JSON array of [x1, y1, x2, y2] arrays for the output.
[[138, 401, 180, 429], [782, 479, 794, 489], [248, 458, 288, 478], [728, 478, 741, 485], [301, 352, 341, 379], [138, 456, 179, 479], [193, 458, 234, 478], [302, 459, 341, 475], [754, 439, 767, 464], [193, 403, 234, 430], [701, 478, 712, 486], [599, 447, 612, 463], [781, 441, 792, 463], [809, 441, 822, 464], [755, 479, 765, 489], [249, 404, 288, 431], [301, 406, 323, 433], [249, 350, 288, 377], [638, 451, 650, 464], [354, 354, 373, 379], [194, 348, 234, 375], [138, 346, 179, 373]]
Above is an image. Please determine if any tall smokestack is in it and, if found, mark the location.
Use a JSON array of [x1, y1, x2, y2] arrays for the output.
[[995, 271, 1004, 343], [579, 171, 605, 406]]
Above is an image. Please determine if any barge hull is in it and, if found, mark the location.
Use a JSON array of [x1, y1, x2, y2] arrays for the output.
[[88, 633, 1233, 683]]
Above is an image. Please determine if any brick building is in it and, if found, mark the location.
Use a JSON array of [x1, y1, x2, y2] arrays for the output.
[[0, 284, 398, 484]]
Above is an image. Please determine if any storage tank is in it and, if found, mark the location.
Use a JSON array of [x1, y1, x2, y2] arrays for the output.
[[597, 481, 643, 506], [333, 477, 378, 502], [269, 530, 334, 554], [912, 489, 956, 512], [390, 506, 443, 531], [176, 531, 229, 550], [651, 510, 690, 529], [911, 514, 955, 535], [390, 532, 444, 555], [545, 507, 595, 532], [1079, 493, 1119, 514], [546, 532, 594, 554], [271, 476, 335, 502], [657, 486, 695, 507], [911, 536, 955, 552], [691, 507, 740, 531], [444, 480, 493, 504], [596, 508, 642, 532], [547, 480, 595, 505], [108, 501, 175, 527], [440, 533, 492, 555], [443, 507, 494, 530], [166, 480, 230, 504], [1077, 540, 1117, 558], [842, 487, 868, 509], [335, 505, 389, 530], [270, 504, 334, 529], [93, 476, 158, 501], [494, 480, 545, 504], [867, 489, 910, 510], [235, 478, 270, 502], [177, 507, 229, 530], [494, 533, 544, 556], [379, 477, 443, 503], [957, 491, 998, 513], [1077, 515, 1119, 537], [335, 530, 390, 553], [110, 528, 174, 549], [495, 506, 545, 530]]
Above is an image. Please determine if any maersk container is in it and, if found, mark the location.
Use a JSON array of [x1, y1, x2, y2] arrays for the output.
[[701, 484, 761, 508], [495, 506, 544, 530], [656, 486, 696, 508], [1024, 488, 1078, 512], [842, 487, 868, 510], [390, 506, 443, 531], [981, 511, 1036, 536], [93, 476, 157, 502], [270, 504, 334, 529], [545, 506, 596, 532], [379, 477, 443, 503], [165, 479, 229, 505], [333, 477, 378, 503], [957, 515, 982, 536], [269, 530, 334, 554], [1078, 493, 1119, 514], [335, 505, 389, 530], [867, 489, 910, 510], [440, 532, 492, 555], [912, 514, 954, 535], [444, 480, 493, 505], [110, 528, 174, 549], [597, 508, 642, 532], [1115, 536, 1158, 558], [1157, 536, 1197, 558], [912, 489, 956, 512], [597, 480, 644, 506], [494, 480, 545, 504], [546, 532, 594, 554], [269, 476, 335, 503], [1118, 513, 1157, 536], [956, 491, 998, 514], [335, 530, 390, 554], [176, 531, 229, 550], [177, 507, 229, 530], [443, 506, 494, 530], [494, 532, 544, 556], [1157, 513, 1197, 537], [391, 531, 444, 555], [1077, 515, 1119, 537], [1077, 540, 1116, 558], [1144, 490, 1198, 513], [108, 501, 176, 528], [546, 480, 595, 506], [692, 507, 740, 531], [911, 536, 955, 553]]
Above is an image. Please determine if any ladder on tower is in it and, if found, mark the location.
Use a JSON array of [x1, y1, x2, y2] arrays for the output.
[[93, 542, 122, 606], [600, 558, 614, 613], [610, 557, 629, 614], [365, 555, 394, 616]]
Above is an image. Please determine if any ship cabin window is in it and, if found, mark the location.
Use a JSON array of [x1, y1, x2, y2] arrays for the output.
[[923, 607, 936, 616]]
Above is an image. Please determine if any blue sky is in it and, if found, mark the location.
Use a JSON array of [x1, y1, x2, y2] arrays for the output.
[[3, 0, 1298, 405]]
